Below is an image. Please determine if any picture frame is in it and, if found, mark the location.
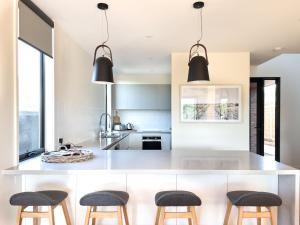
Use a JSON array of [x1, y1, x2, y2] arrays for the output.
[[180, 85, 242, 122]]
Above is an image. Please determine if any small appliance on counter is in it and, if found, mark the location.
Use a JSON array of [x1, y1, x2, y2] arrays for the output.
[[113, 123, 124, 131], [126, 123, 134, 130], [112, 111, 135, 131], [113, 123, 135, 131]]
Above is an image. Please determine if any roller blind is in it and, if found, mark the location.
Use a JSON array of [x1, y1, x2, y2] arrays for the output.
[[18, 0, 54, 57]]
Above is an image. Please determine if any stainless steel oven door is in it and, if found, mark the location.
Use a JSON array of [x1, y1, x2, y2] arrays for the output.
[[142, 136, 162, 150]]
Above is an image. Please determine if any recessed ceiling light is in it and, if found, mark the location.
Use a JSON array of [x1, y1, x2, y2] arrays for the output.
[[273, 47, 283, 52]]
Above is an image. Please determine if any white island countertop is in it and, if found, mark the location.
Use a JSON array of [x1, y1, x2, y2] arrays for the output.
[[2, 150, 298, 175]]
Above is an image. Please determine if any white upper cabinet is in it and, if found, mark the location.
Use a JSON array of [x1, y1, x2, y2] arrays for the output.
[[112, 84, 171, 110]]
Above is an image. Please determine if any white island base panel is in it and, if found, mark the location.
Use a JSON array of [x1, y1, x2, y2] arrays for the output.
[[16, 173, 297, 225]]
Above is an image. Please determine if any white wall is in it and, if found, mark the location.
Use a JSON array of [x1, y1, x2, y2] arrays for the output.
[[114, 74, 170, 84], [54, 25, 106, 146], [171, 52, 250, 150], [252, 54, 300, 168], [0, 1, 17, 165], [0, 0, 21, 223]]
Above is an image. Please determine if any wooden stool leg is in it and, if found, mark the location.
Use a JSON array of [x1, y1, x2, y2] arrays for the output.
[[33, 206, 39, 225], [48, 206, 55, 225], [158, 207, 165, 225], [237, 207, 243, 225], [91, 207, 96, 225], [117, 206, 123, 225], [84, 206, 92, 225], [188, 207, 192, 225], [256, 207, 261, 225], [122, 206, 130, 225], [155, 207, 161, 225], [269, 207, 277, 225], [223, 201, 232, 225], [190, 207, 198, 225], [61, 201, 71, 225], [16, 206, 24, 225]]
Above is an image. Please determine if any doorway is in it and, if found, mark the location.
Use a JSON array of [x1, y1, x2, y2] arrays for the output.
[[250, 77, 280, 161]]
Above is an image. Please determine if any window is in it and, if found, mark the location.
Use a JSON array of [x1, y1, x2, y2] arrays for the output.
[[18, 40, 48, 161]]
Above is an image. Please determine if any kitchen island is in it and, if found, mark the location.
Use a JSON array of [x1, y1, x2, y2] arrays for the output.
[[3, 150, 299, 225]]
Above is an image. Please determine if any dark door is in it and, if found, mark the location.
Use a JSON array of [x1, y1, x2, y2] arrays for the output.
[[250, 79, 264, 156], [250, 77, 280, 161]]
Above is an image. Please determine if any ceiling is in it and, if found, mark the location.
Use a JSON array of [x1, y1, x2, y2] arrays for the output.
[[33, 0, 300, 75]]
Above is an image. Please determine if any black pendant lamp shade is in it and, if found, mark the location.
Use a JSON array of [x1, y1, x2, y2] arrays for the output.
[[187, 1, 210, 82], [92, 3, 114, 84], [92, 44, 114, 84], [188, 43, 209, 82]]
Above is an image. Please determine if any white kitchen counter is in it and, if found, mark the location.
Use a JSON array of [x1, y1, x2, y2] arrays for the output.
[[2, 150, 297, 175], [2, 151, 299, 225]]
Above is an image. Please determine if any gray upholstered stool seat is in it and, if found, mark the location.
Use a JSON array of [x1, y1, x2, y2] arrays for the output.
[[227, 191, 282, 206], [10, 190, 71, 225], [155, 191, 201, 206], [10, 190, 68, 206], [80, 190, 129, 206]]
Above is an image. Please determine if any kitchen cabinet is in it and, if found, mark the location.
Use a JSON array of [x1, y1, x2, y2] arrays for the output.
[[112, 84, 171, 110], [128, 132, 143, 150], [119, 135, 129, 150], [161, 133, 171, 150]]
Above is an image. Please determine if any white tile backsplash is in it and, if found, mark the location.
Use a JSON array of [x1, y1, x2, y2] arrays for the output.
[[117, 110, 171, 131]]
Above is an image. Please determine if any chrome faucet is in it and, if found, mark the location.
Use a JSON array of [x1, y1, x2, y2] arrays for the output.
[[99, 113, 112, 137]]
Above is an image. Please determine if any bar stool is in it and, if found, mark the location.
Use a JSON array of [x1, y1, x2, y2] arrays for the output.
[[154, 190, 201, 225], [223, 191, 282, 225], [10, 190, 71, 225], [80, 190, 129, 225]]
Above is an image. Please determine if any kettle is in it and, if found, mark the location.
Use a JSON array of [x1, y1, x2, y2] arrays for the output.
[[126, 123, 134, 130]]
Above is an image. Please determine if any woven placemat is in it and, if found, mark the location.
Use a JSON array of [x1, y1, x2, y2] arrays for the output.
[[41, 149, 93, 163]]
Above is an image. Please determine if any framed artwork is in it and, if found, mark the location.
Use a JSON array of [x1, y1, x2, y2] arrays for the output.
[[180, 85, 242, 122]]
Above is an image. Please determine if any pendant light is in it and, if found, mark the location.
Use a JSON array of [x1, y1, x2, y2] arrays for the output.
[[187, 1, 209, 82], [92, 3, 114, 84]]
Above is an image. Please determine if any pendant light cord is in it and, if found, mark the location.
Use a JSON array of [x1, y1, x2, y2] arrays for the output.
[[99, 9, 110, 57], [102, 10, 110, 45], [191, 7, 203, 57], [197, 8, 203, 44]]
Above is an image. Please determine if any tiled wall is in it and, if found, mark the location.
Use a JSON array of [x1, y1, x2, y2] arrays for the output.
[[117, 110, 171, 131]]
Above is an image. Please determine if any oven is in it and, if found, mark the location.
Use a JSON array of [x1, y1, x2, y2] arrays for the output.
[[142, 136, 162, 150]]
